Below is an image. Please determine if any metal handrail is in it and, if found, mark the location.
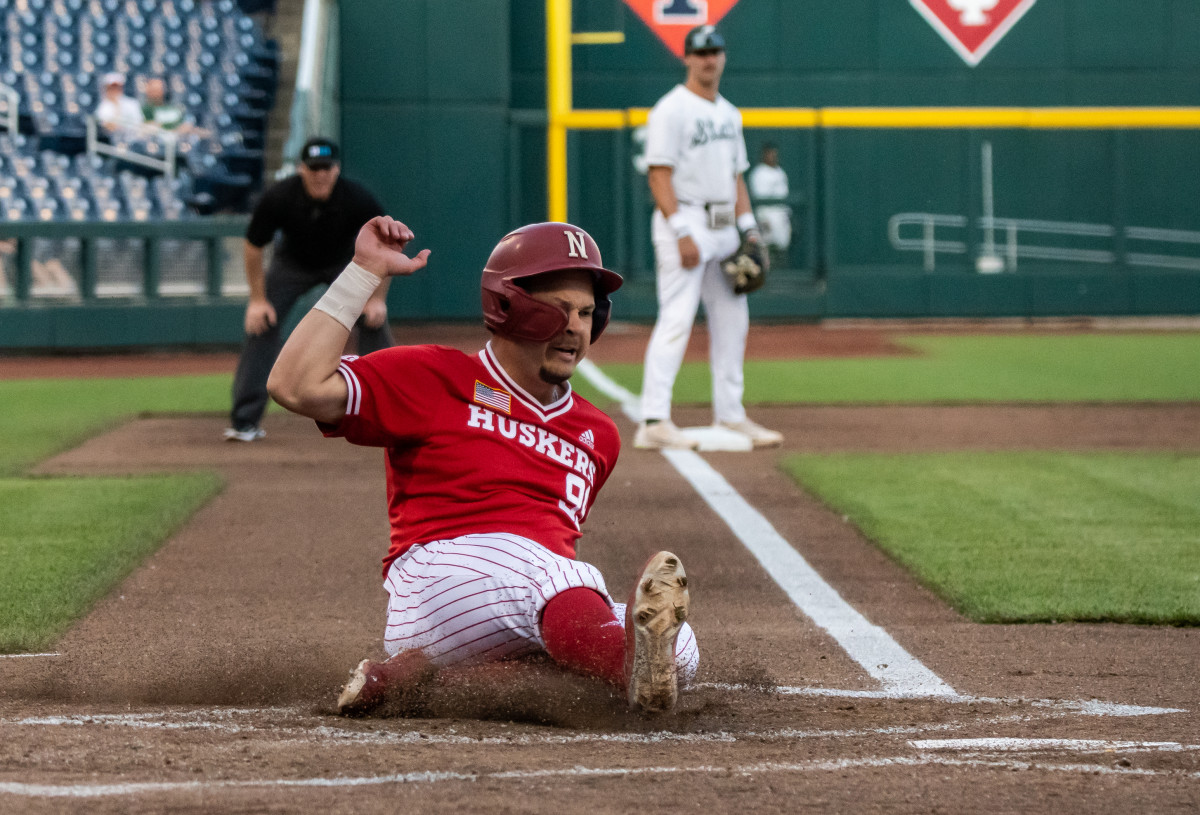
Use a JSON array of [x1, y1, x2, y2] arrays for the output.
[[0, 217, 248, 303], [86, 116, 178, 179], [889, 212, 1200, 273], [0, 83, 18, 133]]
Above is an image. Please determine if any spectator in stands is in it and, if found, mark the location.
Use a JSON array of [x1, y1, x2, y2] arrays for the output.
[[141, 78, 209, 137], [95, 73, 144, 135], [224, 137, 391, 442]]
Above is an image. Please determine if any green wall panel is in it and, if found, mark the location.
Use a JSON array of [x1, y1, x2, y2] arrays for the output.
[[0, 308, 54, 347], [428, 2, 509, 102], [341, 0, 427, 103], [824, 273, 930, 317], [928, 274, 1029, 317], [1132, 271, 1200, 314], [341, 103, 510, 320], [780, 0, 876, 71], [1169, 0, 1200, 68], [1028, 272, 1132, 316], [1069, 0, 1168, 69]]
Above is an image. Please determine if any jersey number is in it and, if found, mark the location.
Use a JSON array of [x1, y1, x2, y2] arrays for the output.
[[558, 473, 591, 530]]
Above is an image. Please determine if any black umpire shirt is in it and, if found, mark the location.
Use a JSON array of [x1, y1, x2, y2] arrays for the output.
[[245, 175, 385, 279]]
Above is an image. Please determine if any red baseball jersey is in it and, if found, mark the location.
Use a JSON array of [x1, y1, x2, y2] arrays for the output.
[[322, 342, 621, 575]]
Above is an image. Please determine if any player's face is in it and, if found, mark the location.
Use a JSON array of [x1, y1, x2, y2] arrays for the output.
[[521, 269, 596, 387], [298, 161, 341, 201], [685, 48, 725, 88]]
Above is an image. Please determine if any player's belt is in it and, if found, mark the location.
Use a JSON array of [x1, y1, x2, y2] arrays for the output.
[[679, 200, 736, 230]]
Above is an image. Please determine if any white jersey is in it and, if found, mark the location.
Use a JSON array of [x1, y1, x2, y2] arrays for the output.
[[644, 84, 749, 206], [95, 95, 144, 133], [749, 162, 792, 250], [748, 163, 789, 201]]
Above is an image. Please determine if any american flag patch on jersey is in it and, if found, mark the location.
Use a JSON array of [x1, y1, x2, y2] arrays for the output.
[[474, 380, 512, 414], [578, 429, 595, 448]]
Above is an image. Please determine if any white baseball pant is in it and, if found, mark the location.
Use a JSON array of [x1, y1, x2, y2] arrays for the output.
[[641, 205, 748, 425], [383, 533, 699, 686]]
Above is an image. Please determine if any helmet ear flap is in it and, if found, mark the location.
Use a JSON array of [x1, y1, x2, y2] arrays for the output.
[[591, 295, 611, 343]]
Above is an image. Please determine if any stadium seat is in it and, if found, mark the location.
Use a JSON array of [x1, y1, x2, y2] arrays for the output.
[[0, 0, 279, 219]]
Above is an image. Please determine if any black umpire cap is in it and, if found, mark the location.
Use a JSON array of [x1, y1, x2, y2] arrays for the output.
[[300, 137, 339, 169], [683, 24, 726, 55]]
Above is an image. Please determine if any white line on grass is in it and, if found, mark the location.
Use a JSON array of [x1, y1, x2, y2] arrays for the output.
[[0, 653, 61, 659], [3, 754, 1197, 798], [577, 359, 956, 699]]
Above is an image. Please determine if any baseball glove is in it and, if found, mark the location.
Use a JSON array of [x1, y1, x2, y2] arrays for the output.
[[721, 236, 768, 295]]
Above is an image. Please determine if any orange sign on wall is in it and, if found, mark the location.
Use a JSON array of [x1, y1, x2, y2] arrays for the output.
[[909, 0, 1038, 66], [621, 0, 742, 59]]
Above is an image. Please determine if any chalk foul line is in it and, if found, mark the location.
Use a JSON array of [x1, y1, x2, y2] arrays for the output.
[[2, 753, 1198, 798], [576, 359, 955, 699]]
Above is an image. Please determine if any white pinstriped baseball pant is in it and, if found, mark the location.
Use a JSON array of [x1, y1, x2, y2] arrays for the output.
[[382, 533, 699, 686]]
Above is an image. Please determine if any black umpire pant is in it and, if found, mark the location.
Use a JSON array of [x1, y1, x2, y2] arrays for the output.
[[229, 253, 394, 431]]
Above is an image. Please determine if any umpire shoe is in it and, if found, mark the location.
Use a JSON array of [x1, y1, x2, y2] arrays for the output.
[[719, 419, 783, 448], [633, 420, 699, 450], [624, 551, 690, 713], [337, 651, 437, 716], [222, 426, 266, 442]]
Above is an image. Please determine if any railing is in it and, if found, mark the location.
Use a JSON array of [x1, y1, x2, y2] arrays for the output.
[[888, 213, 1200, 273], [281, 0, 339, 176], [0, 218, 248, 303], [85, 117, 179, 179], [0, 83, 17, 134]]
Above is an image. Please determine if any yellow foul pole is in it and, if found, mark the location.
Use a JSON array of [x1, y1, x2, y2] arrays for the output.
[[546, 0, 571, 222]]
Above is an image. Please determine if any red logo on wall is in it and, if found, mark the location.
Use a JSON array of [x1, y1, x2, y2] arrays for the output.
[[909, 0, 1038, 66], [621, 0, 742, 59]]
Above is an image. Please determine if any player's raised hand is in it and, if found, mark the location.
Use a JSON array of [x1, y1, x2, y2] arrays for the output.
[[352, 216, 432, 279]]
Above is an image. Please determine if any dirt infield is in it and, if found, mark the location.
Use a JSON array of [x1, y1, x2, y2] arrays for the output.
[[1, 325, 1197, 812]]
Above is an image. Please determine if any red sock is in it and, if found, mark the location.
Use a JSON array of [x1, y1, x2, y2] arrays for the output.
[[540, 587, 625, 686]]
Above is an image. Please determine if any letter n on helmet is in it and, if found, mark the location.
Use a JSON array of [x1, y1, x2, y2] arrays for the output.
[[481, 222, 623, 343]]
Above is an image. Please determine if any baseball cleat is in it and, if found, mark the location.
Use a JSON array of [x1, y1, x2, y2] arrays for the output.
[[719, 419, 783, 448], [624, 551, 689, 713], [223, 426, 266, 442], [633, 420, 699, 450], [336, 651, 436, 716]]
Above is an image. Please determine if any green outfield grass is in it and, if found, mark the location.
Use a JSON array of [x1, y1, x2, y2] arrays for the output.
[[0, 472, 222, 651], [784, 452, 1200, 624], [602, 333, 1200, 403]]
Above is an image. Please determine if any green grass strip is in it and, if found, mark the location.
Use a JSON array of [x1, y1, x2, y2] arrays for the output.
[[601, 333, 1200, 404], [0, 374, 231, 476], [0, 472, 223, 652], [783, 452, 1200, 624]]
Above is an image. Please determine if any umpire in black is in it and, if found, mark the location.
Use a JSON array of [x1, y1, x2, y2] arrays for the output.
[[225, 137, 391, 441]]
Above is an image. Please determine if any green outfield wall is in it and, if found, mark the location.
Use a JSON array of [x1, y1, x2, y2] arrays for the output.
[[340, 0, 1200, 322]]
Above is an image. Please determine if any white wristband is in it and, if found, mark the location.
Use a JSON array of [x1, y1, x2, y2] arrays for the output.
[[313, 261, 383, 331], [667, 212, 692, 239], [737, 212, 759, 234]]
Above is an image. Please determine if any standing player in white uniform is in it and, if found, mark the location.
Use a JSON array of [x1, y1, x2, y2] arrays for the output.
[[635, 25, 783, 450], [268, 216, 698, 715], [748, 142, 792, 261]]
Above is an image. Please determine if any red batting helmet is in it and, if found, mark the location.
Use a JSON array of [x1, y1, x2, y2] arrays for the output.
[[481, 222, 623, 343]]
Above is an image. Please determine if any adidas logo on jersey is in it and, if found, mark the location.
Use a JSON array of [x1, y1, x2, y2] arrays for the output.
[[578, 429, 595, 448]]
